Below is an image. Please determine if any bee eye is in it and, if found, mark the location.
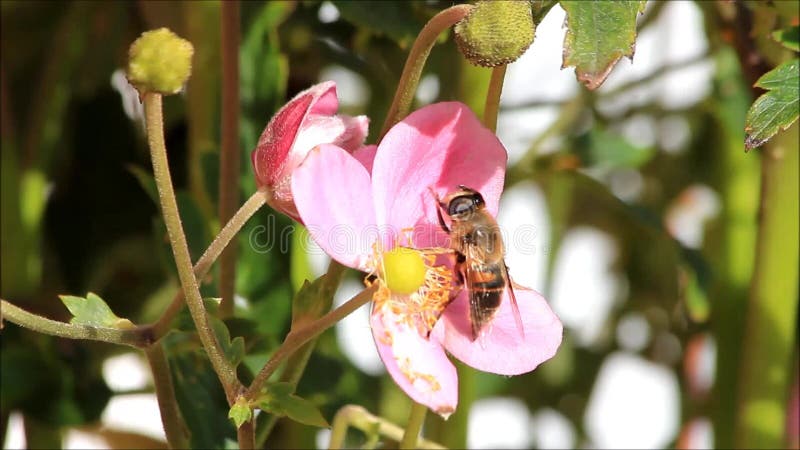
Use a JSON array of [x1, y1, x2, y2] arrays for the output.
[[448, 197, 474, 217]]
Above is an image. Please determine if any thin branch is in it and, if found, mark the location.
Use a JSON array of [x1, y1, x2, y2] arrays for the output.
[[400, 402, 428, 450], [145, 343, 190, 448], [328, 405, 445, 450], [143, 93, 241, 402], [150, 189, 267, 340], [483, 65, 507, 133], [245, 284, 377, 401], [0, 300, 153, 348], [379, 4, 474, 138], [219, 0, 241, 318]]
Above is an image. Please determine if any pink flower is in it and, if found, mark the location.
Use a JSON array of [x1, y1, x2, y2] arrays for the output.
[[290, 102, 562, 417], [251, 81, 369, 221]]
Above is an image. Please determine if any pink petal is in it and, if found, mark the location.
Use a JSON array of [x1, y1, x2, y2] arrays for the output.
[[334, 115, 370, 152], [371, 102, 507, 248], [440, 288, 562, 376], [352, 145, 378, 174], [291, 144, 377, 270], [371, 304, 458, 417]]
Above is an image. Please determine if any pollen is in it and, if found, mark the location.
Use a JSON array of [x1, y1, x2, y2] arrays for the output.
[[367, 238, 456, 338]]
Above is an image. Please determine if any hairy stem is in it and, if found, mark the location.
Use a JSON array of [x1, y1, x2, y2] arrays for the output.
[[245, 284, 377, 400], [145, 343, 189, 448], [379, 4, 473, 138], [328, 405, 445, 450], [255, 261, 347, 446], [400, 402, 428, 450], [151, 190, 267, 340], [483, 65, 507, 133], [0, 299, 153, 348], [143, 93, 240, 401], [219, 0, 241, 318]]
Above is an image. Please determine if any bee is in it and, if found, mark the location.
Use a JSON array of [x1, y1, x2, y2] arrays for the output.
[[433, 185, 524, 341]]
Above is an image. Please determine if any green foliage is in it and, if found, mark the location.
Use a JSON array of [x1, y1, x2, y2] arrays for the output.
[[257, 382, 330, 428], [744, 58, 799, 149], [773, 25, 799, 52], [59, 292, 135, 329], [561, 0, 646, 89], [228, 396, 253, 429], [334, 1, 426, 47], [209, 315, 246, 368]]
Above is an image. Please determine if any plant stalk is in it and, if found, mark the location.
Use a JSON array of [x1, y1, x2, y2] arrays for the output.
[[245, 284, 377, 400], [151, 190, 267, 340], [219, 0, 241, 318], [0, 299, 153, 348], [400, 401, 428, 449], [328, 405, 445, 450], [379, 4, 473, 138], [145, 343, 190, 449], [735, 123, 799, 447], [143, 92, 240, 402], [483, 65, 507, 133]]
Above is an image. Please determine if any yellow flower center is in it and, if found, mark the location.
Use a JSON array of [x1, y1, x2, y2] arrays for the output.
[[381, 247, 427, 295]]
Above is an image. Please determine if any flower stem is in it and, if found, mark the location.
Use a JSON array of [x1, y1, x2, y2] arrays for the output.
[[237, 419, 255, 450], [483, 65, 506, 133], [400, 401, 428, 449], [0, 299, 153, 348], [218, 0, 241, 319], [143, 92, 240, 401], [735, 123, 799, 447], [255, 260, 348, 446], [328, 405, 445, 450], [379, 4, 473, 139], [145, 342, 190, 449], [245, 284, 377, 401], [151, 189, 267, 340]]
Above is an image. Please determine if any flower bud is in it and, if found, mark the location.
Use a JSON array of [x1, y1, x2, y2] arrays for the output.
[[127, 28, 194, 95], [454, 1, 535, 67], [251, 82, 369, 222]]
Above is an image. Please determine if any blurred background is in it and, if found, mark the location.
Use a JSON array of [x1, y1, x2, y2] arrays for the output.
[[1, 1, 798, 449]]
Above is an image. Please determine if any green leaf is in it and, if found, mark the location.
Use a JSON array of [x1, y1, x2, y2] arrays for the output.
[[256, 383, 329, 428], [209, 316, 246, 368], [561, 0, 646, 89], [744, 58, 799, 150], [334, 1, 425, 47], [228, 397, 252, 429], [59, 292, 134, 329], [772, 25, 799, 52], [291, 269, 342, 328], [127, 165, 159, 205]]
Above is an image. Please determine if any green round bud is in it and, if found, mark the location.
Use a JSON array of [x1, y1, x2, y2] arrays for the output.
[[382, 247, 427, 295], [455, 1, 535, 67], [127, 28, 194, 95]]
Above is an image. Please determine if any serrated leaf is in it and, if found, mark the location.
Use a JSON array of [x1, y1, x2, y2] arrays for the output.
[[209, 316, 246, 367], [744, 59, 799, 150], [291, 272, 337, 328], [59, 292, 134, 329], [257, 386, 329, 428], [228, 397, 252, 429], [280, 394, 329, 428], [773, 25, 799, 52], [561, 0, 646, 90]]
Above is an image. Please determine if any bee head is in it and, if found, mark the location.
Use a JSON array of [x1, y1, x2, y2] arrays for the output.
[[446, 185, 485, 220]]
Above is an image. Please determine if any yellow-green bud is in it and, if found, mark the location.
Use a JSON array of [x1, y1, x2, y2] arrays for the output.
[[454, 1, 535, 67], [127, 28, 194, 95], [382, 247, 427, 295]]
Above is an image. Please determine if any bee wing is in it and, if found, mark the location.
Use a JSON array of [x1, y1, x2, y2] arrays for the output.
[[505, 265, 526, 340], [463, 244, 504, 341]]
